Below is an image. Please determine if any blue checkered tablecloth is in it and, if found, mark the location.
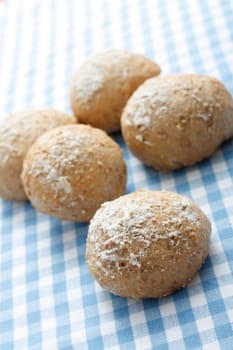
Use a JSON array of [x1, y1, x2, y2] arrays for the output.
[[0, 0, 233, 349]]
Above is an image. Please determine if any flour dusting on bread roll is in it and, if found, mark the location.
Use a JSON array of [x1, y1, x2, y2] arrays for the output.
[[121, 74, 233, 170], [21, 124, 127, 221], [86, 190, 211, 299], [70, 49, 161, 132], [0, 109, 76, 201]]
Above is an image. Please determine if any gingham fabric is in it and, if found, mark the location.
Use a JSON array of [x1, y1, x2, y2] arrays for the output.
[[0, 0, 233, 349]]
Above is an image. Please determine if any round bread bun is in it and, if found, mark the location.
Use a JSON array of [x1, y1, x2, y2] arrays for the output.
[[86, 190, 211, 299], [21, 124, 127, 222], [0, 109, 76, 201], [121, 74, 233, 170], [70, 49, 161, 133]]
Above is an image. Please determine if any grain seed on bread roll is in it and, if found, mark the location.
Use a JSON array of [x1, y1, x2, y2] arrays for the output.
[[121, 74, 233, 170], [0, 109, 76, 201], [21, 124, 127, 222], [86, 190, 211, 299], [70, 49, 161, 132]]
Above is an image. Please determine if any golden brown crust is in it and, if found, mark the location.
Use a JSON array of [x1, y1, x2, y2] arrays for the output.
[[86, 190, 211, 299], [0, 109, 76, 201], [70, 49, 161, 132], [121, 74, 233, 170], [21, 124, 127, 221]]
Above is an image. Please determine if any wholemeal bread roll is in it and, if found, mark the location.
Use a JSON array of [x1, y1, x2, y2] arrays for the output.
[[121, 74, 233, 170], [70, 49, 160, 133], [21, 124, 127, 222], [86, 190, 211, 299], [0, 109, 76, 201]]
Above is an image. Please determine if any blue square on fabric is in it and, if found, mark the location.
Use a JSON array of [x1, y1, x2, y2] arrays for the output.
[[28, 332, 42, 347], [177, 309, 195, 325], [55, 302, 69, 317], [54, 281, 67, 294], [85, 315, 100, 328], [83, 293, 97, 307], [184, 334, 202, 348], [0, 319, 13, 333], [116, 327, 134, 345], [26, 270, 39, 283], [27, 310, 41, 324], [208, 300, 226, 316], [86, 336, 104, 350], [147, 319, 164, 333], [215, 323, 233, 340], [80, 273, 93, 285], [152, 343, 169, 350], [26, 289, 39, 303], [213, 208, 227, 221], [114, 305, 130, 321]]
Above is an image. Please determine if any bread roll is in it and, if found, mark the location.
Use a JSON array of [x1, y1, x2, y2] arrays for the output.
[[121, 74, 233, 170], [70, 49, 160, 132], [86, 190, 211, 299], [21, 124, 127, 221], [0, 109, 75, 201]]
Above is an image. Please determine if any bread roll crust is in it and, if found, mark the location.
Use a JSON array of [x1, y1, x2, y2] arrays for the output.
[[0, 109, 75, 201], [121, 74, 233, 170], [21, 124, 127, 221], [70, 49, 160, 132], [86, 190, 211, 299]]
